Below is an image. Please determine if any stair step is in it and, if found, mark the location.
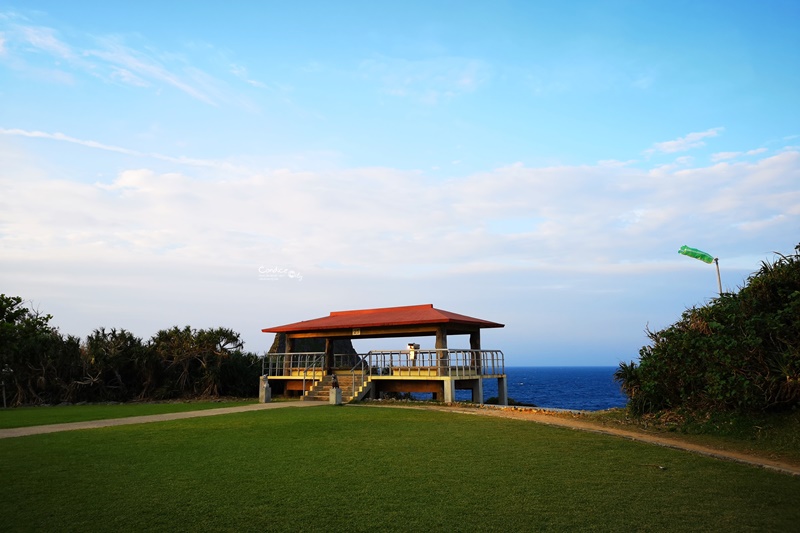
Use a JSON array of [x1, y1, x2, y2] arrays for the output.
[[300, 374, 368, 402]]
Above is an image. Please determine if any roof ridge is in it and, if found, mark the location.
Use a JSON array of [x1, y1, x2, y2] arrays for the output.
[[329, 304, 433, 317], [262, 304, 503, 334]]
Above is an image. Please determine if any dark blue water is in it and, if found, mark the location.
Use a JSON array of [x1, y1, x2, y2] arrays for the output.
[[454, 366, 627, 411]]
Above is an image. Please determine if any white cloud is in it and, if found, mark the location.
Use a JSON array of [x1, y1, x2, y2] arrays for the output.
[[597, 159, 636, 168], [0, 127, 141, 155], [0, 16, 247, 105], [3, 131, 797, 282], [711, 151, 740, 162], [2, 134, 798, 358], [109, 66, 149, 87], [646, 127, 724, 155], [19, 25, 73, 58], [0, 128, 250, 173], [86, 38, 218, 105], [230, 63, 266, 88], [647, 155, 694, 176], [360, 55, 490, 104], [735, 214, 788, 232], [712, 147, 768, 162]]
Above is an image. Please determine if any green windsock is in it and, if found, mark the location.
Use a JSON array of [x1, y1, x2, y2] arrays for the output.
[[678, 245, 715, 264]]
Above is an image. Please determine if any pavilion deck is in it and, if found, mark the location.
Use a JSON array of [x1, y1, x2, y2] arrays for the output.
[[263, 349, 506, 403]]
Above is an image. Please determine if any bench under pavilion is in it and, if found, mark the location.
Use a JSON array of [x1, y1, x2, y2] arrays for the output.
[[261, 304, 508, 405]]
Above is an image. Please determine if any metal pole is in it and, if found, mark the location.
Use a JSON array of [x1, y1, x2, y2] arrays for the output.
[[715, 258, 723, 295]]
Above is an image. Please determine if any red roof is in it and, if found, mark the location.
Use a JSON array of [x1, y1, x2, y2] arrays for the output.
[[262, 304, 503, 335]]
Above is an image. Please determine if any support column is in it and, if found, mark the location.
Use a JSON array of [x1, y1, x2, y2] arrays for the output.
[[436, 326, 449, 376], [283, 336, 294, 374], [435, 327, 448, 349], [472, 379, 484, 404], [497, 376, 508, 406], [324, 338, 334, 374], [469, 330, 482, 373], [443, 378, 456, 403]]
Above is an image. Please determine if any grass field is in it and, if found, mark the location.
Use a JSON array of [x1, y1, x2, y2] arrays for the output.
[[2, 405, 798, 532], [0, 400, 257, 429], [588, 407, 800, 466]]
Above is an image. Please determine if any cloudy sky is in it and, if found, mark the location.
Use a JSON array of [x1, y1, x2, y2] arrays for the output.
[[1, 1, 798, 365]]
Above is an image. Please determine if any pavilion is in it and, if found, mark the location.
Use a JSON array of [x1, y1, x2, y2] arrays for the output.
[[261, 304, 508, 404]]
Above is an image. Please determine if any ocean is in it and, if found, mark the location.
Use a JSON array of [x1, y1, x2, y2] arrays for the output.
[[453, 366, 627, 411]]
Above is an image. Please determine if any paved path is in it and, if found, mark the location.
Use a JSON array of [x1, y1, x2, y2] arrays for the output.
[[0, 401, 321, 439]]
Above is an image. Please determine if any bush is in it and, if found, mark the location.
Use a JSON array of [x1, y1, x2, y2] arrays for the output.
[[0, 294, 261, 406], [616, 243, 800, 414]]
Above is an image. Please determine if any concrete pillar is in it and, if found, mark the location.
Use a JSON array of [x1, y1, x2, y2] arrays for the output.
[[497, 376, 508, 406], [472, 378, 484, 404], [283, 336, 294, 374], [324, 338, 334, 373], [259, 376, 272, 403], [469, 330, 482, 373], [436, 327, 449, 376], [443, 378, 456, 403]]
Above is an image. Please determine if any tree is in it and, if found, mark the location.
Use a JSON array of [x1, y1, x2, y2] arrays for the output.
[[194, 327, 243, 397], [83, 328, 147, 401], [150, 326, 198, 398], [2, 294, 262, 405], [0, 294, 79, 405]]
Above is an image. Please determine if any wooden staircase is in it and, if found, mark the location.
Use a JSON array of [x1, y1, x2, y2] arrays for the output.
[[302, 373, 371, 402]]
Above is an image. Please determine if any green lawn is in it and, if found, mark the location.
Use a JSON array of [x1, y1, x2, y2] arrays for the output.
[[0, 400, 256, 429], [588, 408, 800, 466], [2, 406, 798, 532]]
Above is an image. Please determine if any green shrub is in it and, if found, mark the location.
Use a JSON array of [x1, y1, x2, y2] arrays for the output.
[[616, 243, 800, 414], [0, 295, 261, 405]]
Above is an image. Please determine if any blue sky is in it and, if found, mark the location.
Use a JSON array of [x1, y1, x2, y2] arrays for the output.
[[1, 1, 798, 365]]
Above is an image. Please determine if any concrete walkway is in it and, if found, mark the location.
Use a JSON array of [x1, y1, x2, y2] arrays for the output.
[[0, 401, 321, 439]]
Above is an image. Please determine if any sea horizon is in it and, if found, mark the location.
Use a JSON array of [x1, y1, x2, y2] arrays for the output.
[[461, 365, 627, 411]]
